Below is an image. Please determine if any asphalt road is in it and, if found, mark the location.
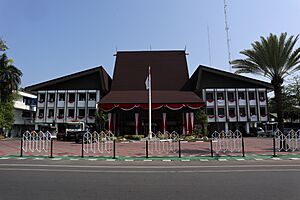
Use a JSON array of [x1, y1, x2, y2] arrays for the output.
[[0, 159, 299, 200]]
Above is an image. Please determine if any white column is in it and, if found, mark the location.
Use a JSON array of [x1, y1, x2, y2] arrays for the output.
[[246, 122, 250, 134], [135, 113, 139, 135], [225, 122, 229, 132], [182, 113, 186, 135], [108, 113, 112, 132], [190, 112, 194, 133], [186, 113, 190, 134], [162, 112, 167, 133]]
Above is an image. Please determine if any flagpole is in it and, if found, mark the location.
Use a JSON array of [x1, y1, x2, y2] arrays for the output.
[[148, 66, 152, 139]]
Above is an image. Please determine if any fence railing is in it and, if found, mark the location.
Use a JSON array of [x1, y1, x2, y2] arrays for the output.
[[274, 129, 300, 152], [148, 131, 179, 155]]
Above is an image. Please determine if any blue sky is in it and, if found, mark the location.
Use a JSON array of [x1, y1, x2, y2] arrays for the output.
[[1, 0, 300, 87]]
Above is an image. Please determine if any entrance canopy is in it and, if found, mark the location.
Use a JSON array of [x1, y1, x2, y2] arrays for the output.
[[99, 90, 204, 112]]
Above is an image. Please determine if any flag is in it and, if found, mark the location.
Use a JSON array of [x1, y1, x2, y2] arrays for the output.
[[145, 75, 149, 90]]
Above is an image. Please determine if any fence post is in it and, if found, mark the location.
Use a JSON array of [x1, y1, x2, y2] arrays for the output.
[[146, 140, 149, 158], [210, 138, 214, 157], [242, 137, 245, 157], [20, 137, 23, 157], [81, 136, 84, 158], [113, 139, 116, 159], [50, 138, 53, 158], [178, 140, 181, 158], [273, 136, 276, 157]]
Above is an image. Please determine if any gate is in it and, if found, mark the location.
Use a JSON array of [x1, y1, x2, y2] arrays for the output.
[[274, 129, 300, 152], [21, 131, 53, 157], [148, 131, 179, 156], [211, 130, 244, 156], [82, 131, 115, 157]]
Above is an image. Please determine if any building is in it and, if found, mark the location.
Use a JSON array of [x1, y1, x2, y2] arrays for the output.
[[184, 65, 273, 133], [25, 66, 111, 133], [11, 91, 37, 137]]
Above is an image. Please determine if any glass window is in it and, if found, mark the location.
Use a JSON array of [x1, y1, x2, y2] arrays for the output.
[[250, 107, 256, 116], [88, 109, 96, 117], [238, 92, 245, 99], [227, 92, 235, 101], [48, 93, 55, 102], [58, 93, 65, 101], [260, 107, 266, 116], [88, 93, 96, 101], [229, 108, 235, 117], [206, 92, 214, 101], [48, 109, 54, 117], [38, 109, 44, 118], [58, 109, 64, 117], [78, 109, 85, 118], [239, 107, 246, 117], [249, 92, 255, 100], [78, 93, 86, 101], [217, 92, 224, 100], [68, 109, 74, 117], [259, 92, 265, 101], [218, 108, 225, 116], [207, 108, 214, 115], [68, 93, 75, 103], [39, 94, 45, 103]]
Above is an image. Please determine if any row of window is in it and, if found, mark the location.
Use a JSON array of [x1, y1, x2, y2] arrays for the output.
[[207, 107, 267, 117], [39, 93, 97, 103], [37, 108, 96, 119], [206, 91, 266, 101]]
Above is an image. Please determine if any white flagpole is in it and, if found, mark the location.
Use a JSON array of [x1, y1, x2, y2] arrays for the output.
[[148, 66, 152, 139]]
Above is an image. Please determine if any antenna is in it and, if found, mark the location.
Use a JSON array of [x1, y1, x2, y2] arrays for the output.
[[207, 25, 212, 66], [224, 0, 232, 72]]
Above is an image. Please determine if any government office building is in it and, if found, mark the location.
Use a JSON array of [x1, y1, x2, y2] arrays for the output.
[[25, 50, 272, 135]]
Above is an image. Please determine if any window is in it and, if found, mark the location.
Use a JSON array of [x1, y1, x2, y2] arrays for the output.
[[88, 93, 96, 101], [48, 109, 54, 118], [249, 92, 255, 100], [58, 93, 65, 101], [238, 92, 245, 99], [68, 109, 74, 118], [239, 107, 246, 117], [207, 108, 214, 116], [227, 92, 235, 101], [250, 107, 256, 116], [39, 94, 45, 103], [218, 108, 225, 116], [259, 92, 265, 101], [217, 92, 224, 100], [22, 111, 31, 118], [229, 108, 235, 117], [206, 92, 214, 102], [58, 109, 64, 118], [68, 93, 75, 103], [260, 107, 267, 116], [78, 93, 86, 101], [88, 109, 96, 117], [78, 109, 85, 118], [48, 93, 55, 102], [38, 109, 44, 118]]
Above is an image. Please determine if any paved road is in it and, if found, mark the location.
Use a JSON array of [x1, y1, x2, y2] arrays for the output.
[[0, 159, 299, 200]]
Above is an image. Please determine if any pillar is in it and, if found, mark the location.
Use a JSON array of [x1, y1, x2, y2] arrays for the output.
[[162, 112, 167, 133], [182, 113, 186, 135], [225, 122, 229, 132], [190, 112, 194, 133], [246, 122, 250, 134], [186, 113, 190, 134], [108, 113, 112, 132], [135, 113, 139, 135]]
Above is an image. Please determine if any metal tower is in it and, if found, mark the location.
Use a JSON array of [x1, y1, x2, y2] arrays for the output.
[[224, 0, 232, 72]]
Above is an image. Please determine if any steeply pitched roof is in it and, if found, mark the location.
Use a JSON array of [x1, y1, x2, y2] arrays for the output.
[[183, 65, 273, 91], [25, 66, 112, 96], [111, 50, 189, 91]]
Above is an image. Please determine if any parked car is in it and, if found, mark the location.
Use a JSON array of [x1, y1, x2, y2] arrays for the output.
[[249, 127, 265, 137]]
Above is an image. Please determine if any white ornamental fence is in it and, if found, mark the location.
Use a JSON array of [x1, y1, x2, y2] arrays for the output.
[[21, 131, 53, 156], [211, 130, 243, 154], [148, 131, 179, 155], [274, 129, 300, 152], [82, 131, 115, 156]]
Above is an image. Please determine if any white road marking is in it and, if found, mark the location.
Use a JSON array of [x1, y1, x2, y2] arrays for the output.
[[218, 159, 227, 161], [17, 157, 26, 160], [255, 158, 263, 161], [51, 158, 62, 161], [106, 159, 116, 161], [0, 157, 9, 160], [272, 158, 282, 160], [143, 160, 152, 161], [70, 159, 79, 161], [181, 160, 190, 162], [236, 159, 245, 161], [200, 159, 208, 161], [88, 159, 97, 161], [162, 160, 171, 162], [34, 158, 44, 160], [124, 159, 134, 162]]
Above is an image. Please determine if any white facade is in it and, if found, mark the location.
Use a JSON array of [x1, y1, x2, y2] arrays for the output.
[[35, 90, 100, 128], [203, 88, 268, 132]]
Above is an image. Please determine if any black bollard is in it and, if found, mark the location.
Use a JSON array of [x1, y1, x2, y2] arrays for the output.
[[210, 139, 214, 157]]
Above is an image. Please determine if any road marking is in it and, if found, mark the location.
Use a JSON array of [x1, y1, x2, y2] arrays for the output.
[[124, 159, 134, 162], [236, 159, 245, 161], [17, 157, 26, 160], [289, 158, 300, 160], [51, 158, 62, 161], [0, 157, 9, 160], [181, 160, 190, 162], [255, 158, 263, 161], [34, 158, 44, 160], [106, 159, 116, 161], [143, 160, 152, 162], [272, 158, 282, 160], [88, 159, 97, 161], [70, 159, 79, 161], [218, 159, 227, 161], [200, 159, 208, 161], [162, 160, 171, 162]]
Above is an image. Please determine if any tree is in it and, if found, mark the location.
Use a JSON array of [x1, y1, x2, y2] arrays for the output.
[[194, 108, 208, 136], [0, 53, 23, 102], [95, 110, 108, 132], [231, 33, 300, 132], [0, 38, 7, 52]]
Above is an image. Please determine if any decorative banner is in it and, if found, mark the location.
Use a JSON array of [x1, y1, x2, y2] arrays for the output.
[[186, 113, 190, 134], [190, 112, 194, 132], [162, 112, 167, 133], [108, 113, 112, 131], [135, 113, 139, 135]]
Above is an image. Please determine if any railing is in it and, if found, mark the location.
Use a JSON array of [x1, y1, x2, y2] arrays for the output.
[[211, 130, 244, 155], [274, 129, 300, 152], [148, 131, 179, 155]]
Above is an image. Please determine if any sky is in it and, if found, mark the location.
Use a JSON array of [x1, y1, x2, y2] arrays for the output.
[[1, 0, 300, 87]]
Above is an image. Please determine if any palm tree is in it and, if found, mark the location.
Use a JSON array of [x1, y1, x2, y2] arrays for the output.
[[0, 39, 7, 52], [231, 33, 300, 132], [0, 53, 23, 102]]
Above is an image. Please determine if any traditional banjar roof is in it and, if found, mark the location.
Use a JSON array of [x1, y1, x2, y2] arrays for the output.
[[99, 50, 204, 111], [25, 66, 112, 96]]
